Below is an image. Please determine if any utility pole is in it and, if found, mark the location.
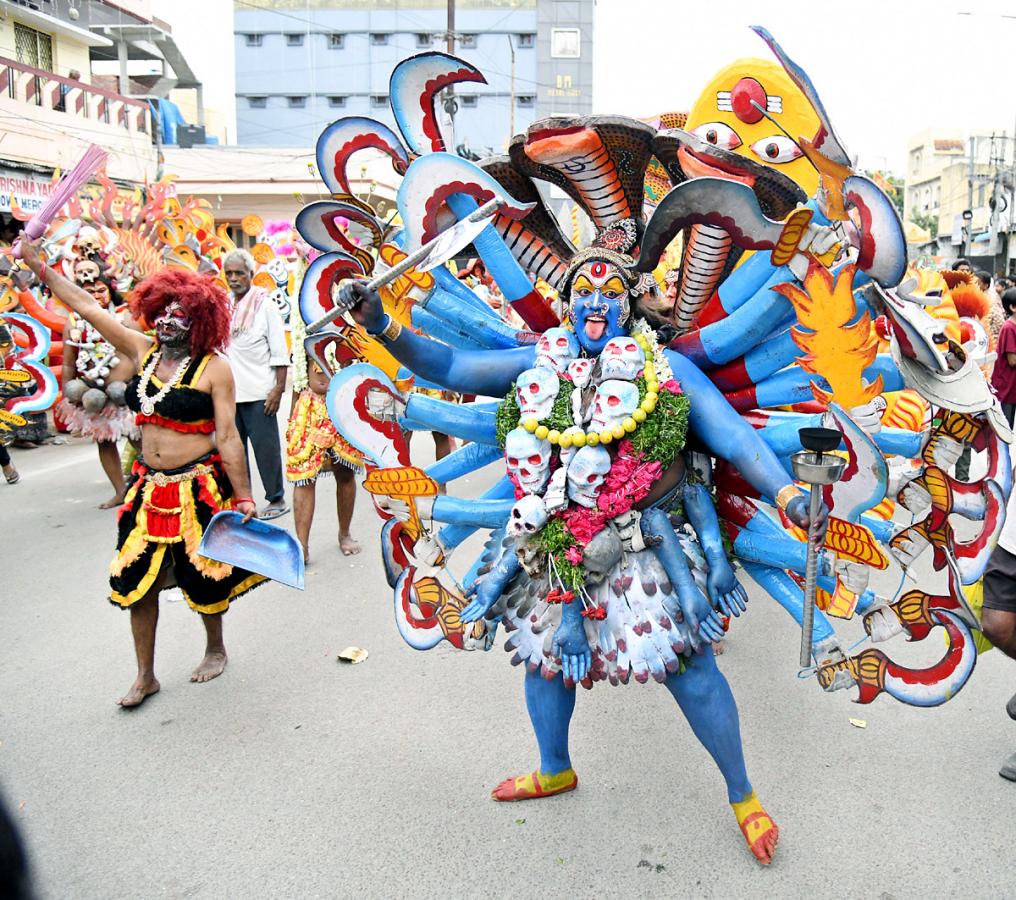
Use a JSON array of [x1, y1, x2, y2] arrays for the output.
[[989, 133, 1002, 260], [966, 135, 976, 259], [442, 0, 457, 151], [507, 34, 515, 148], [1010, 120, 1016, 276]]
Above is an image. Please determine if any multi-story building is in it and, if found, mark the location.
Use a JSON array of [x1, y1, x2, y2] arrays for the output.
[[904, 128, 1015, 272], [233, 0, 595, 152]]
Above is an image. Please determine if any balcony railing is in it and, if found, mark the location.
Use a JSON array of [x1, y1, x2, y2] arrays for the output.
[[0, 55, 150, 135]]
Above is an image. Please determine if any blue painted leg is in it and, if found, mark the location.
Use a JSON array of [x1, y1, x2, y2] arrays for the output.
[[490, 670, 579, 801]]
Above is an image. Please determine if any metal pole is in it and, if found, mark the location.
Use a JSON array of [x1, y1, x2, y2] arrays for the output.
[[508, 34, 515, 147], [800, 477, 824, 668], [444, 0, 456, 150], [967, 135, 976, 259], [305, 198, 502, 334]]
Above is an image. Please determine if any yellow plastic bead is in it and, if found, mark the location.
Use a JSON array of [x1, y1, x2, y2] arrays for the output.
[[646, 382, 659, 395], [535, 425, 550, 440], [645, 390, 659, 404], [548, 429, 561, 444], [559, 433, 573, 449], [623, 417, 637, 433], [599, 429, 613, 444], [586, 432, 599, 446], [644, 397, 657, 413], [572, 432, 587, 448], [522, 418, 538, 433], [632, 408, 647, 423], [611, 424, 626, 439]]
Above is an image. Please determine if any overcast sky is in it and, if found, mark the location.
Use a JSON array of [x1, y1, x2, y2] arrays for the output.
[[592, 0, 1016, 172]]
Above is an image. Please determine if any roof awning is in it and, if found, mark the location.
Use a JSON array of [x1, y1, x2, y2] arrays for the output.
[[0, 1, 112, 47]]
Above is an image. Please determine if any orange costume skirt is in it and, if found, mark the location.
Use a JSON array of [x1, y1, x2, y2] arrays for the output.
[[285, 389, 363, 485], [109, 453, 266, 614]]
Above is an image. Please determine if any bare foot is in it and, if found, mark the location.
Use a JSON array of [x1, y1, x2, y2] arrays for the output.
[[340, 534, 361, 556], [117, 675, 160, 708], [731, 790, 779, 865], [491, 769, 578, 801], [99, 492, 125, 510], [190, 650, 227, 683]]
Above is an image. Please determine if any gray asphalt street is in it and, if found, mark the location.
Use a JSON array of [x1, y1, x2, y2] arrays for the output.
[[1, 436, 1015, 899]]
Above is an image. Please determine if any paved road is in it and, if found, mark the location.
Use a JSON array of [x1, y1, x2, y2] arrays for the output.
[[2, 437, 1015, 899]]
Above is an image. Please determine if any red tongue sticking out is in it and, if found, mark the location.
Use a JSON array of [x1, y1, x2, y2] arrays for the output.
[[585, 319, 607, 341]]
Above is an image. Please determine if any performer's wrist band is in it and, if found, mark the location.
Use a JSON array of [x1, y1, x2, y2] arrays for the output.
[[775, 484, 804, 511], [233, 496, 254, 506], [38, 262, 48, 282], [378, 315, 402, 342]]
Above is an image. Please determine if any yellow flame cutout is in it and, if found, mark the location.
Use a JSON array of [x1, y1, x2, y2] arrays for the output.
[[777, 261, 883, 409]]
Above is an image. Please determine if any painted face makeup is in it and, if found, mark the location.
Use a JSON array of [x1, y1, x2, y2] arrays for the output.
[[567, 259, 631, 355], [82, 280, 111, 308], [154, 301, 191, 348]]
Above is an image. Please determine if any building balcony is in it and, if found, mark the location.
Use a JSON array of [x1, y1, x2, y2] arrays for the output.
[[0, 54, 158, 184]]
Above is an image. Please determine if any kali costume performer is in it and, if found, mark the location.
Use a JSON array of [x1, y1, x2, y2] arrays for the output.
[[312, 38, 1011, 866], [56, 259, 141, 508], [20, 237, 264, 709]]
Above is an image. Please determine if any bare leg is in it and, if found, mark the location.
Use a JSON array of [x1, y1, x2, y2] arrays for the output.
[[191, 612, 227, 683], [982, 608, 1016, 659], [118, 578, 163, 708], [293, 482, 316, 564], [97, 440, 126, 508], [335, 466, 360, 555], [432, 432, 453, 461]]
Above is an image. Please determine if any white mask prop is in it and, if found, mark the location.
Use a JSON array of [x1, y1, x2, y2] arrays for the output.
[[599, 336, 645, 382], [508, 494, 549, 540], [515, 367, 560, 421], [566, 357, 594, 390], [505, 427, 553, 495], [535, 327, 580, 375], [566, 445, 611, 508], [589, 379, 641, 432]]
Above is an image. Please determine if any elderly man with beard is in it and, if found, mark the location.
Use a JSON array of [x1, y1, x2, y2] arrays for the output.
[[222, 249, 289, 520]]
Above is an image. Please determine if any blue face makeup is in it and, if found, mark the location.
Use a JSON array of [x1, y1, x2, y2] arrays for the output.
[[568, 260, 631, 355]]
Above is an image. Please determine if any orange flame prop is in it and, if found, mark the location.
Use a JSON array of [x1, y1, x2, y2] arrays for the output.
[[777, 261, 883, 408]]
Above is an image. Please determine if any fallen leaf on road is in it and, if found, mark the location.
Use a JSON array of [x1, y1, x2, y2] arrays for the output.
[[18, 801, 26, 811], [555, 857, 565, 865], [337, 647, 368, 664], [849, 718, 867, 729], [515, 818, 525, 825]]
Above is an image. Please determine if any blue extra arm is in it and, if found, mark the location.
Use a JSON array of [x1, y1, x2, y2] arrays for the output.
[[682, 481, 748, 617], [460, 541, 520, 623], [665, 350, 826, 538], [339, 280, 534, 396]]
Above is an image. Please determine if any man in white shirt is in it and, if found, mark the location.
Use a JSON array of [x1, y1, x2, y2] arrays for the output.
[[223, 250, 289, 519], [981, 442, 1016, 780]]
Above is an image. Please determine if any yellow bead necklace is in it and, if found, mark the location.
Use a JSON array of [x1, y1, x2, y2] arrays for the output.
[[521, 332, 659, 448]]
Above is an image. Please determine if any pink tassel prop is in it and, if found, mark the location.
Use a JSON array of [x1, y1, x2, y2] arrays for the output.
[[13, 143, 109, 257]]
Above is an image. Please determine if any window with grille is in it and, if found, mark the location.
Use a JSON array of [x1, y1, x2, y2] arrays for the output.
[[517, 33, 535, 48], [287, 96, 307, 108], [243, 33, 263, 47], [328, 33, 344, 49], [14, 22, 53, 71], [517, 95, 535, 107], [327, 95, 347, 108], [415, 33, 432, 47], [248, 96, 267, 108], [370, 94, 388, 108], [460, 95, 477, 108], [459, 33, 477, 48], [370, 33, 390, 46], [285, 33, 304, 47]]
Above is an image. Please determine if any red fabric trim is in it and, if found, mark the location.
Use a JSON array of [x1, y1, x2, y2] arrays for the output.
[[135, 412, 215, 434]]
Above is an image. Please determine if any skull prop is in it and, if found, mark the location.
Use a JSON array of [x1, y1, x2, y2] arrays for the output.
[[505, 427, 553, 495], [566, 357, 594, 390], [582, 526, 622, 585], [589, 380, 640, 432], [599, 337, 645, 382], [566, 445, 612, 508], [515, 367, 559, 421], [508, 494, 549, 540], [535, 327, 580, 375]]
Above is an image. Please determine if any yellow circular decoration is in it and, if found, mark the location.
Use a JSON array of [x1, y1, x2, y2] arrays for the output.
[[622, 417, 637, 433], [241, 214, 264, 237], [586, 433, 599, 446], [573, 432, 586, 448], [535, 425, 549, 440], [250, 242, 275, 265], [599, 430, 613, 445], [559, 433, 573, 449], [633, 408, 647, 423], [644, 397, 657, 413], [645, 390, 659, 404], [523, 418, 538, 433], [611, 424, 625, 439], [547, 429, 561, 444]]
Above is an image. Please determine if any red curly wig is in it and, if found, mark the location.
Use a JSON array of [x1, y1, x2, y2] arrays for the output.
[[131, 268, 231, 357]]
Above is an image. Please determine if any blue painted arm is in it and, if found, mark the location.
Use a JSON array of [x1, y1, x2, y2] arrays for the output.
[[431, 495, 515, 528], [339, 279, 534, 396], [460, 541, 520, 623], [683, 482, 748, 617]]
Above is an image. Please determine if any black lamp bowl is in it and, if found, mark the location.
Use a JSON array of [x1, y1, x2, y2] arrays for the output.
[[798, 427, 841, 454]]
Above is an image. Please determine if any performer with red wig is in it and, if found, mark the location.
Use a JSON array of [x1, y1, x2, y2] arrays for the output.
[[21, 237, 266, 709]]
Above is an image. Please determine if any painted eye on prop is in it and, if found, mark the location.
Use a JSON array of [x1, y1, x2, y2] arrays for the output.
[[555, 337, 568, 347], [749, 135, 802, 164], [691, 122, 742, 150], [527, 454, 542, 465], [586, 474, 598, 483], [607, 395, 621, 407], [528, 383, 539, 393], [625, 342, 637, 352], [507, 457, 519, 466]]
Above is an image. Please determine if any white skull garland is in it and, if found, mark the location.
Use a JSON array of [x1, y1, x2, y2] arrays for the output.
[[67, 316, 120, 387], [566, 444, 612, 507], [535, 327, 580, 375], [505, 427, 553, 495], [515, 367, 560, 421], [566, 357, 594, 390], [589, 380, 641, 432], [599, 336, 645, 382], [508, 494, 549, 539]]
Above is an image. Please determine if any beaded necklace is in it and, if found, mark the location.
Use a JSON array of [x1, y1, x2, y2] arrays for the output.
[[135, 350, 192, 417]]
